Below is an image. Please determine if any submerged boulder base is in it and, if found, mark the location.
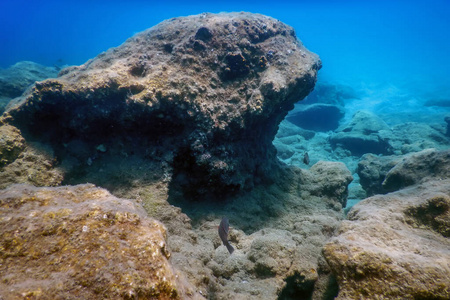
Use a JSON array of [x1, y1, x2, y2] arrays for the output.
[[5, 12, 320, 199]]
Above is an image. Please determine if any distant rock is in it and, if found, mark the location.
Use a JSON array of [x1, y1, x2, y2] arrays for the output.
[[286, 103, 344, 132], [358, 149, 450, 196], [275, 119, 316, 140], [0, 61, 58, 114], [424, 98, 450, 107], [301, 82, 359, 106], [0, 96, 10, 114], [0, 184, 201, 299], [3, 12, 320, 199], [330, 110, 393, 156], [382, 148, 450, 192], [323, 179, 450, 300], [389, 122, 449, 154]]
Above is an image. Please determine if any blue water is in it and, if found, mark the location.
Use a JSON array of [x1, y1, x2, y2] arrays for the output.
[[1, 0, 449, 94]]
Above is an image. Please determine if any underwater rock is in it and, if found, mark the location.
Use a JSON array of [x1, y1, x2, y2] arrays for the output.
[[301, 82, 359, 106], [0, 61, 58, 99], [0, 124, 63, 189], [275, 119, 316, 140], [301, 161, 353, 208], [0, 96, 10, 115], [424, 98, 450, 107], [389, 122, 449, 154], [323, 179, 450, 300], [0, 184, 200, 299], [330, 110, 393, 156], [357, 153, 403, 196], [0, 61, 58, 114], [0, 124, 25, 167], [286, 103, 344, 132], [358, 149, 450, 196], [3, 12, 320, 199], [382, 148, 450, 192]]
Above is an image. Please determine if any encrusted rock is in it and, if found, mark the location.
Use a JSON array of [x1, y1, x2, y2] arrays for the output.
[[382, 148, 450, 192], [0, 123, 63, 189], [358, 149, 450, 196], [0, 124, 25, 167], [4, 12, 320, 199], [357, 153, 402, 196], [300, 161, 353, 208], [323, 180, 450, 300], [0, 184, 200, 299]]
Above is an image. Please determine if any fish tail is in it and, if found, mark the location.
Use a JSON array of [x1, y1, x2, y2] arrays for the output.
[[225, 242, 234, 254]]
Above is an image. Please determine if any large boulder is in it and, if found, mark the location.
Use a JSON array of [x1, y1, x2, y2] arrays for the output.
[[382, 148, 450, 192], [323, 180, 450, 300], [358, 149, 450, 196], [0, 184, 201, 299], [286, 103, 344, 132], [3, 12, 320, 199], [357, 153, 403, 196], [300, 161, 353, 208], [330, 110, 393, 156]]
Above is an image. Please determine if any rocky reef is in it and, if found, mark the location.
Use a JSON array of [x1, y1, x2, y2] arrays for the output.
[[4, 12, 320, 200], [0, 12, 351, 300], [1, 10, 449, 300]]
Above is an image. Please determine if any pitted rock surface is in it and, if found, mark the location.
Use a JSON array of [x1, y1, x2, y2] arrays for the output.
[[4, 12, 320, 199]]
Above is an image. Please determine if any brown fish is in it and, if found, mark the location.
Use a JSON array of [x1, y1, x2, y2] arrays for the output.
[[218, 217, 234, 254], [303, 152, 310, 165]]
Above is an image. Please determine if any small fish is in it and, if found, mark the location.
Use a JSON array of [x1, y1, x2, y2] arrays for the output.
[[303, 152, 310, 165], [218, 217, 234, 254]]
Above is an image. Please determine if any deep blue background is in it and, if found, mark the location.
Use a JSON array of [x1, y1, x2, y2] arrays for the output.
[[1, 0, 449, 90]]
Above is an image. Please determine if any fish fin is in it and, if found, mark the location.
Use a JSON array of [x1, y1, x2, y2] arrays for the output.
[[225, 242, 234, 254]]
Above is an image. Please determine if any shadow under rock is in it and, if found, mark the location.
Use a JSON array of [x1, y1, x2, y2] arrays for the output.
[[166, 163, 317, 235]]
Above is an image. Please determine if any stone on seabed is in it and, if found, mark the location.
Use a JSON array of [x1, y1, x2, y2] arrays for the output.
[[0, 184, 201, 299]]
